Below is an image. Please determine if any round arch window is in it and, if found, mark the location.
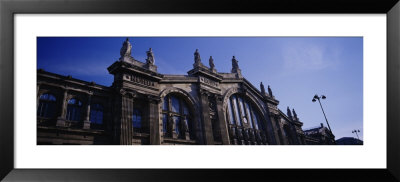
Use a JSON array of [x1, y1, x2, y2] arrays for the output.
[[162, 93, 194, 140]]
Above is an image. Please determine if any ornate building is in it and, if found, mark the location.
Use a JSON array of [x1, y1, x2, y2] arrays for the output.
[[37, 38, 309, 145], [303, 123, 336, 145]]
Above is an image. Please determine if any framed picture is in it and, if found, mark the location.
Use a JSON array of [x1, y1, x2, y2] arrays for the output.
[[1, 0, 399, 181]]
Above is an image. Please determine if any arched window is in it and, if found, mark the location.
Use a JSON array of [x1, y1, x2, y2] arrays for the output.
[[37, 93, 57, 118], [90, 103, 103, 125], [226, 94, 266, 145], [162, 94, 193, 140], [132, 108, 142, 130], [66, 98, 82, 121]]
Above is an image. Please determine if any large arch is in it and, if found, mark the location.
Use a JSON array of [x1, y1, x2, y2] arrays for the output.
[[222, 87, 269, 145]]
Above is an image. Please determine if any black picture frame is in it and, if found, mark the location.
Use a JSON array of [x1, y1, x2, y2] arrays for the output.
[[1, 0, 399, 181]]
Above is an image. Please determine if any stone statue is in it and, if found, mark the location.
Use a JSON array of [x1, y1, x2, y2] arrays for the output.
[[232, 56, 239, 70], [292, 109, 298, 120], [194, 49, 201, 63], [146, 48, 155, 65], [120, 38, 132, 58], [268, 85, 273, 97], [209, 56, 215, 70], [287, 106, 292, 119], [260, 82, 266, 95]]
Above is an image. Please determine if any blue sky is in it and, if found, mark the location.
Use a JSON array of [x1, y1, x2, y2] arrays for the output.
[[37, 37, 363, 140]]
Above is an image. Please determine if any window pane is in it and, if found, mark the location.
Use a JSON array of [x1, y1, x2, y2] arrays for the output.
[[173, 116, 180, 136], [163, 96, 168, 111], [171, 96, 180, 113], [228, 99, 235, 124], [183, 102, 189, 115], [245, 101, 254, 129], [162, 114, 168, 133], [132, 109, 142, 128], [232, 96, 242, 126], [238, 97, 246, 124], [252, 109, 259, 130]]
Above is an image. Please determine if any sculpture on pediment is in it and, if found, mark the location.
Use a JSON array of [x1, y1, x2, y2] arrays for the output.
[[268, 85, 273, 97], [194, 49, 201, 63], [120, 38, 132, 58], [146, 48, 155, 65], [292, 109, 298, 120], [260, 82, 266, 95], [232, 56, 239, 70], [209, 56, 215, 70], [287, 107, 293, 119]]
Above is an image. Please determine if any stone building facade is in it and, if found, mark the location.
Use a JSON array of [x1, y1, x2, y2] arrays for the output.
[[37, 38, 309, 145], [303, 123, 336, 145]]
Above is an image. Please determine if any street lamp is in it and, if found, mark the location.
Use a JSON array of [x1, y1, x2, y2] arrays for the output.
[[312, 94, 336, 144], [352, 129, 361, 140]]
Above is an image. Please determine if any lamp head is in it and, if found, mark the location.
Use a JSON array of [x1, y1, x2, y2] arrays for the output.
[[322, 95, 326, 99], [313, 95, 319, 99], [312, 98, 316, 102]]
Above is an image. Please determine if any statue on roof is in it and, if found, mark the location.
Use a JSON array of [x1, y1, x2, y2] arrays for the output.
[[292, 109, 298, 120], [232, 56, 239, 70], [209, 56, 215, 70], [120, 38, 132, 58], [194, 49, 201, 63], [260, 82, 266, 95], [287, 106, 293, 119], [268, 85, 273, 97], [146, 48, 155, 65]]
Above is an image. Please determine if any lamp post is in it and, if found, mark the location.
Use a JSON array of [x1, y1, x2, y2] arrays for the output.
[[312, 94, 336, 144], [352, 129, 361, 140]]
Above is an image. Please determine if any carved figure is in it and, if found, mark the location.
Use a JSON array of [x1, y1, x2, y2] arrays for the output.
[[120, 38, 132, 58], [146, 48, 155, 65], [209, 56, 215, 70], [260, 82, 266, 95], [232, 56, 239, 69], [194, 49, 201, 63], [268, 85, 273, 97]]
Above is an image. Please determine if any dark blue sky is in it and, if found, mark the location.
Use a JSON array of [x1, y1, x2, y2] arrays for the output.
[[37, 37, 363, 140]]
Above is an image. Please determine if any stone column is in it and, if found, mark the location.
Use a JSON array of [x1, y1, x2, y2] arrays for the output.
[[36, 84, 40, 108], [149, 97, 161, 145], [113, 90, 134, 145], [56, 89, 68, 127], [215, 95, 230, 145], [199, 90, 214, 145], [83, 93, 92, 129]]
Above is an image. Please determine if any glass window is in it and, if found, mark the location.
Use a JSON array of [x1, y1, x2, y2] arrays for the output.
[[162, 93, 193, 139], [171, 96, 180, 113], [38, 93, 57, 118], [245, 101, 254, 129], [90, 103, 103, 124], [162, 114, 168, 133], [228, 99, 235, 124], [67, 98, 82, 121], [232, 96, 242, 126], [173, 116, 180, 136], [183, 102, 189, 115], [238, 97, 247, 124], [132, 109, 142, 128], [163, 96, 168, 110]]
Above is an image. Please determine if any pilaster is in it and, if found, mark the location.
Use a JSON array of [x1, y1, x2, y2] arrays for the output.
[[199, 90, 214, 144]]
